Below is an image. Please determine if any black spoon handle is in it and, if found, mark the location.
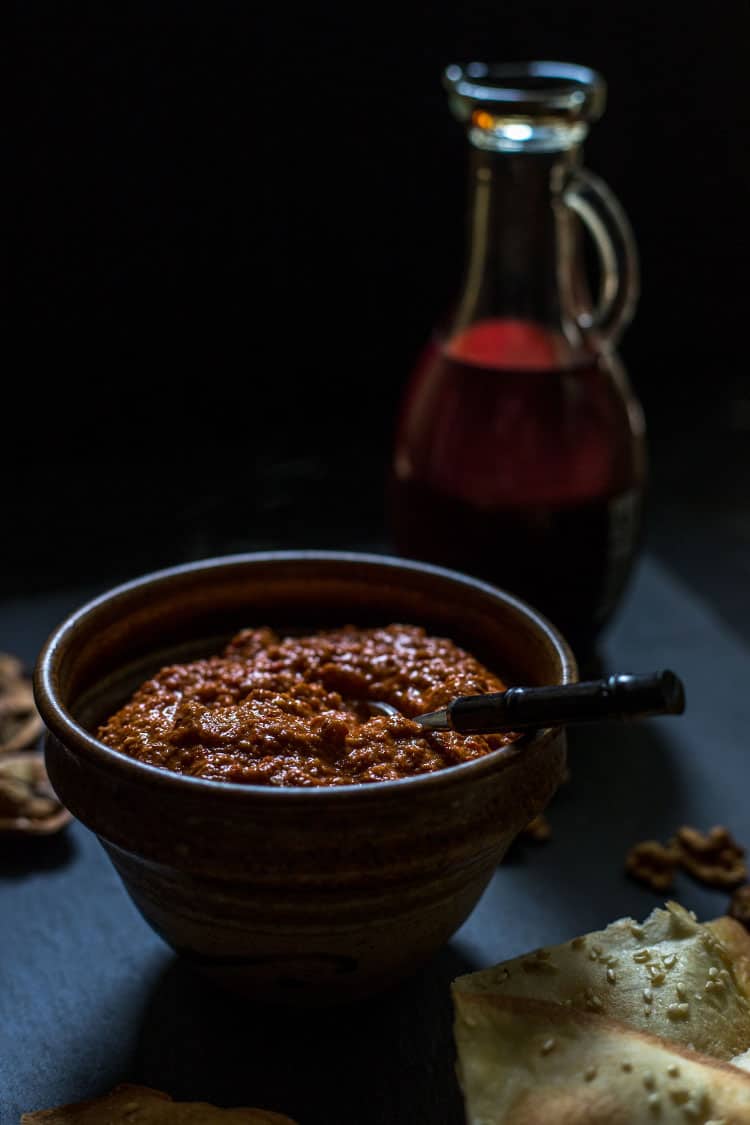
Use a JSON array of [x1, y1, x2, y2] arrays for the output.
[[446, 671, 685, 734]]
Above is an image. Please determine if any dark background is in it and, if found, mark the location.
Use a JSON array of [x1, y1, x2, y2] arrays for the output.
[[5, 10, 750, 1121], [11, 2, 750, 606]]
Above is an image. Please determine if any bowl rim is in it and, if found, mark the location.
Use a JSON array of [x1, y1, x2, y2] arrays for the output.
[[34, 550, 577, 803]]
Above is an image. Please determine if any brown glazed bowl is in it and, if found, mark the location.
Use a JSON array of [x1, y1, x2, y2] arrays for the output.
[[34, 552, 576, 1003]]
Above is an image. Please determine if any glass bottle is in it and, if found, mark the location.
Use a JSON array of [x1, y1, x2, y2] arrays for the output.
[[389, 61, 646, 659]]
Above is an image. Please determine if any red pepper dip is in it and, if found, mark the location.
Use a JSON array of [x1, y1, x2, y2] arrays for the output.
[[97, 625, 519, 787]]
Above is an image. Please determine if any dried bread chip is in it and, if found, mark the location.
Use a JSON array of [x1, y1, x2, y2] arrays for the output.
[[709, 914, 750, 1000], [20, 1084, 297, 1124], [453, 990, 750, 1124]]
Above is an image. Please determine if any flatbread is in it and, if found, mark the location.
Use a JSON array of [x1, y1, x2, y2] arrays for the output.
[[20, 1084, 297, 1124], [454, 902, 750, 1060], [453, 903, 750, 1123], [454, 991, 750, 1124]]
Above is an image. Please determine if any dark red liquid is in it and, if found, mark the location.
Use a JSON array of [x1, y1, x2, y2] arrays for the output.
[[389, 321, 646, 654]]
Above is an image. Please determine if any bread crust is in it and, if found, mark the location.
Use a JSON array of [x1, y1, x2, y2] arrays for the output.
[[20, 1084, 296, 1124]]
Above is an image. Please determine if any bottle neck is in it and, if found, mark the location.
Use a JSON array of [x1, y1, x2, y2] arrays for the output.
[[452, 144, 586, 349]]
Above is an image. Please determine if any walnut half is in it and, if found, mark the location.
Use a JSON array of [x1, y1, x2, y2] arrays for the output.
[[729, 885, 750, 931], [673, 825, 747, 889], [625, 839, 681, 892]]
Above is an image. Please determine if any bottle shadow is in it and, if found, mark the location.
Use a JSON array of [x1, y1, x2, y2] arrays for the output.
[[127, 944, 472, 1125]]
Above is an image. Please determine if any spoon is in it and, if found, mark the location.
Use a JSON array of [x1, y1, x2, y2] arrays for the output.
[[362, 671, 685, 734]]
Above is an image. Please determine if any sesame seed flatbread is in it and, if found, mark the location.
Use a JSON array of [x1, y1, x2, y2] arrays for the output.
[[453, 991, 750, 1124], [453, 902, 750, 1060], [453, 902, 750, 1123]]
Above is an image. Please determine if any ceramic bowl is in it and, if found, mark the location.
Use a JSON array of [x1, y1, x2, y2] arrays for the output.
[[34, 552, 576, 1002]]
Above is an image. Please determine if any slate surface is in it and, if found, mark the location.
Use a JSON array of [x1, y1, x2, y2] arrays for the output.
[[1, 557, 748, 1124]]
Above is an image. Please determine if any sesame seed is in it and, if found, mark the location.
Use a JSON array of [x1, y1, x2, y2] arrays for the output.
[[584, 1065, 597, 1081], [541, 1038, 555, 1055], [633, 949, 651, 963], [589, 951, 599, 961], [719, 969, 731, 983], [648, 967, 666, 985], [708, 967, 719, 979], [607, 968, 616, 984], [667, 1064, 680, 1078], [630, 924, 645, 938], [676, 984, 687, 1000], [667, 1003, 690, 1020], [622, 1062, 633, 1072], [705, 979, 724, 993], [643, 988, 653, 1003], [647, 1093, 660, 1110], [592, 945, 603, 955], [643, 1072, 656, 1090], [571, 936, 585, 949], [663, 953, 677, 968], [522, 958, 557, 974]]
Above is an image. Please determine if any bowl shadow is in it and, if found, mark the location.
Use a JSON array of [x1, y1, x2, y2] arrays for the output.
[[0, 827, 77, 880], [126, 944, 473, 1125]]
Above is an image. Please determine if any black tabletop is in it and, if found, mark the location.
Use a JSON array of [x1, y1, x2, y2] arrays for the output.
[[2, 549, 748, 1124]]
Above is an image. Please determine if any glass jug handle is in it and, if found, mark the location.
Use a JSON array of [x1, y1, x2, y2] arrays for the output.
[[562, 167, 640, 347]]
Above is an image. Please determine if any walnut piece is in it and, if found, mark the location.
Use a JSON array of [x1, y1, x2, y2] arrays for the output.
[[625, 839, 680, 892], [521, 813, 552, 842], [729, 885, 750, 931], [0, 653, 43, 754], [626, 826, 748, 894], [0, 653, 23, 689], [0, 752, 71, 835], [673, 825, 747, 889]]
